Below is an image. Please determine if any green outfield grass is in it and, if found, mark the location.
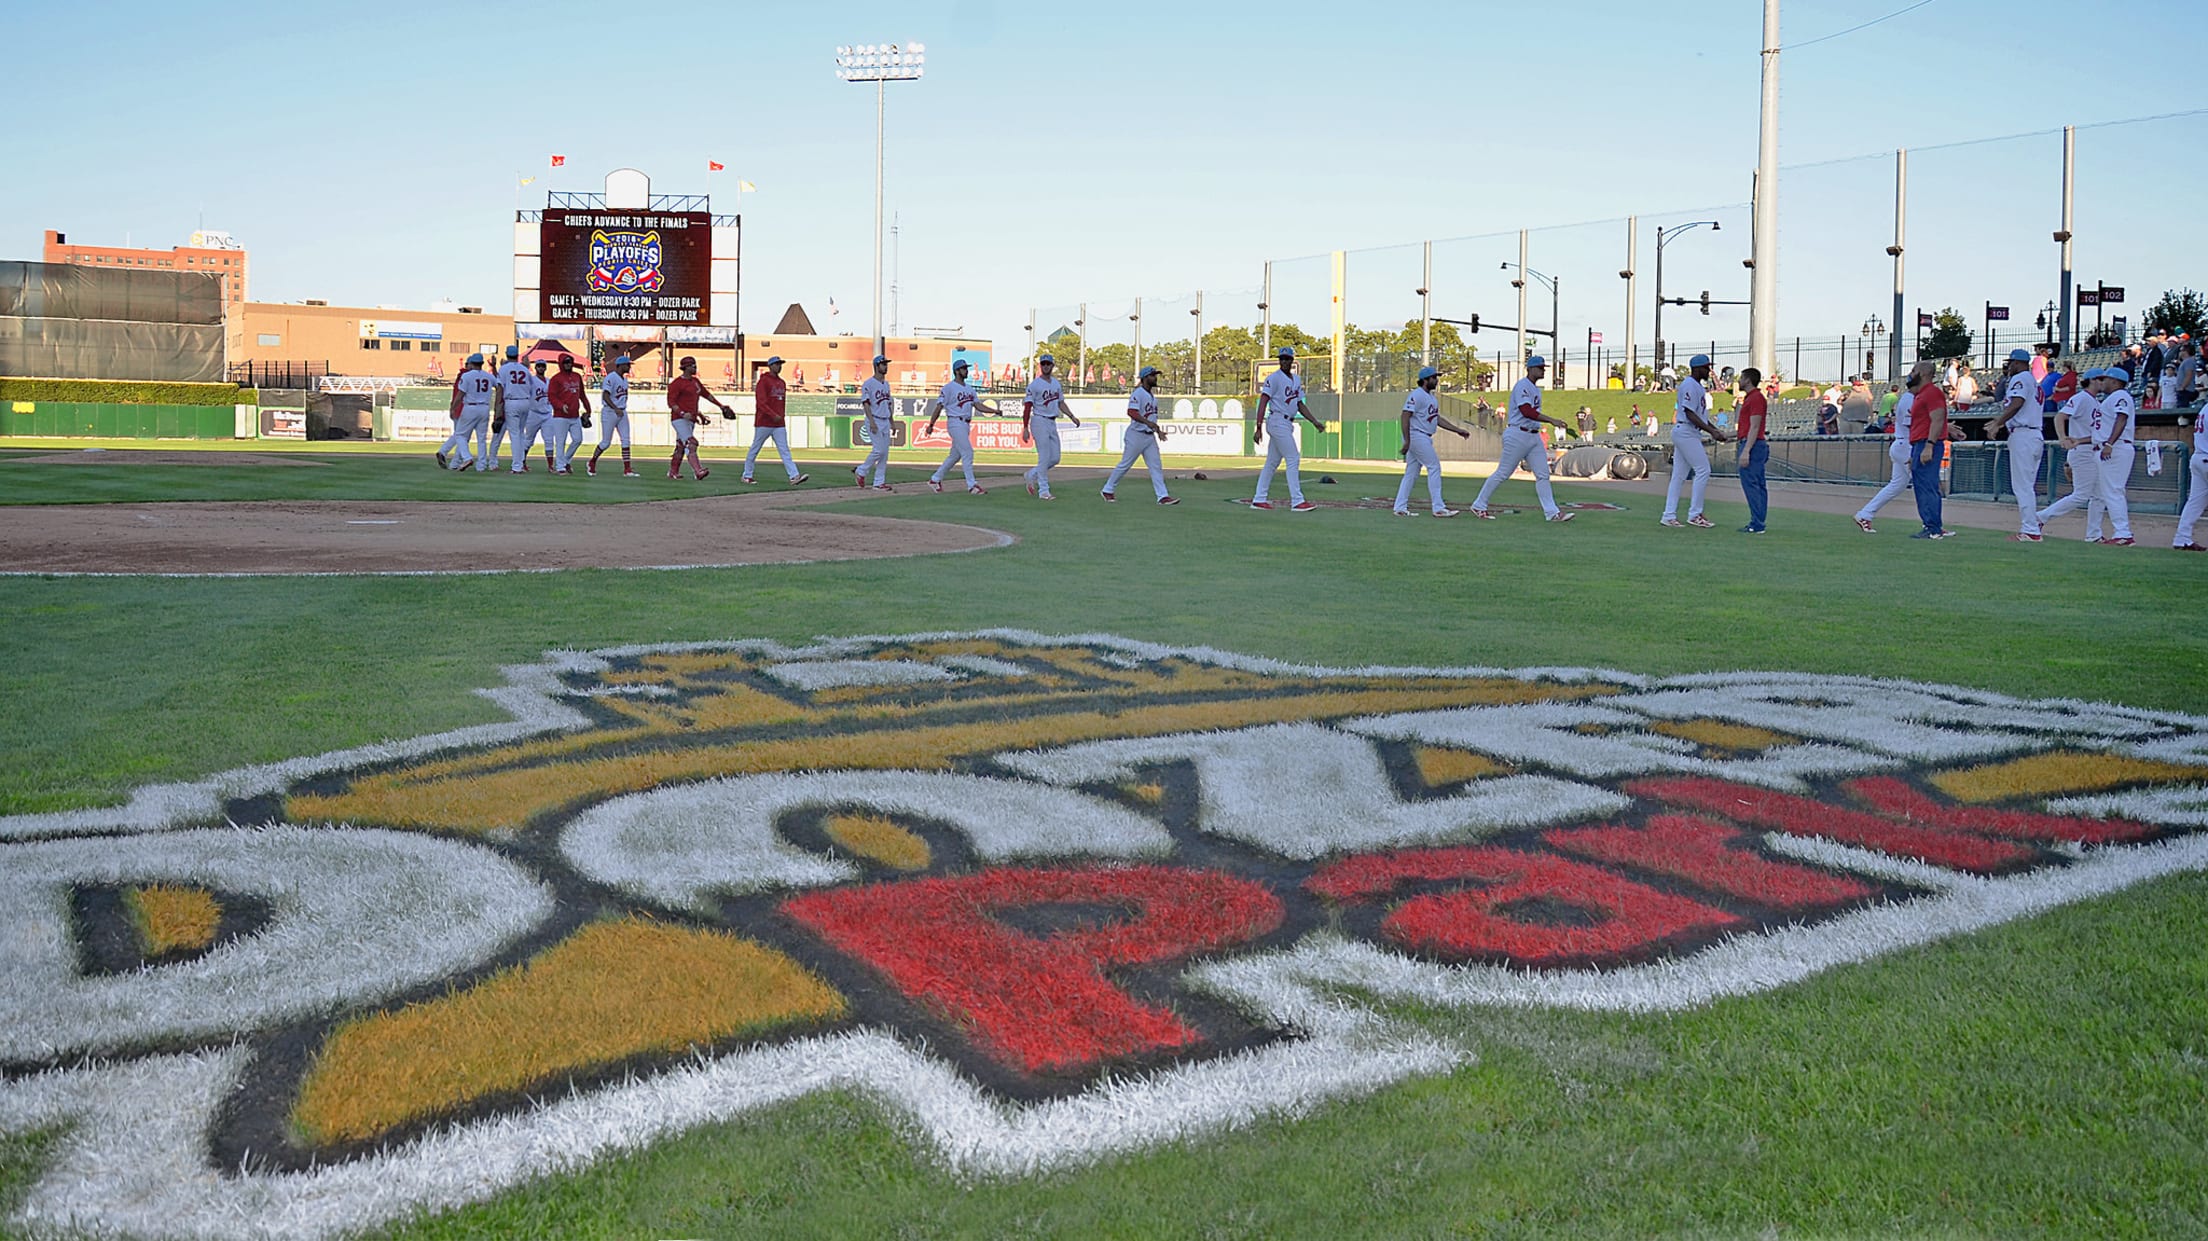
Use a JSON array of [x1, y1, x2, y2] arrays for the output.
[[3, 455, 2204, 1239]]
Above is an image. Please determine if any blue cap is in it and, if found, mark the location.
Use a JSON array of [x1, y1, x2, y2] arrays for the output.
[[1138, 366, 1160, 380], [1689, 354, 1711, 368], [765, 355, 785, 365], [611, 354, 631, 367], [504, 345, 520, 359], [1526, 355, 1548, 368], [2008, 348, 2033, 362], [1278, 347, 1296, 359], [465, 352, 485, 365], [1418, 366, 1440, 381], [1039, 353, 1055, 364], [2082, 368, 2104, 380], [872, 354, 890, 365], [952, 358, 970, 370], [2104, 367, 2131, 384]]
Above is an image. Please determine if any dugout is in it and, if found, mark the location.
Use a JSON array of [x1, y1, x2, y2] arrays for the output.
[[0, 261, 226, 383]]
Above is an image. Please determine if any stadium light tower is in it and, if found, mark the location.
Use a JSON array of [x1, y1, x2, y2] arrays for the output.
[[835, 41, 925, 357]]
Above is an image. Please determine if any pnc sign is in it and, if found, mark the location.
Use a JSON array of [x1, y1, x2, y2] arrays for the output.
[[4, 633, 2206, 1239]]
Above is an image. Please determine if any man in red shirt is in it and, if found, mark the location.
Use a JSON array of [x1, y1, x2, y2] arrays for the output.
[[666, 355, 733, 481], [544, 355, 592, 475], [1733, 367, 1770, 534], [741, 355, 808, 486], [1904, 359, 1952, 539]]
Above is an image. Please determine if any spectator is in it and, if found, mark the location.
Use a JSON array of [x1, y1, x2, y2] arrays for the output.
[[2176, 342, 2200, 408], [1577, 406, 1595, 439], [2031, 346, 2051, 383], [2144, 334, 2168, 387], [1817, 401, 1840, 435], [1953, 362, 1979, 411], [1607, 416, 1618, 434]]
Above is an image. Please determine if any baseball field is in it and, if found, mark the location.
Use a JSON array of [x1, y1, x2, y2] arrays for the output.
[[2, 442, 2204, 1240]]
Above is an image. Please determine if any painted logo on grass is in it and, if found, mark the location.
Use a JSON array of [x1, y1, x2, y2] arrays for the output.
[[4, 632, 2208, 1239]]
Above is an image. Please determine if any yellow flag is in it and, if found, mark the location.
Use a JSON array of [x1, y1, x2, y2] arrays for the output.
[[738, 180, 758, 193], [518, 176, 535, 186]]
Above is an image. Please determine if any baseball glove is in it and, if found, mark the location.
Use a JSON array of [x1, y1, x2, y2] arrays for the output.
[[581, 414, 593, 429], [696, 413, 712, 425], [492, 413, 506, 434]]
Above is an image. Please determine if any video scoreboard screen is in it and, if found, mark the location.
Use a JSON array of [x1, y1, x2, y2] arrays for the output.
[[538, 210, 712, 325]]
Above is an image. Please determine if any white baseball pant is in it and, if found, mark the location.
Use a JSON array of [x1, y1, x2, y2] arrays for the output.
[[2174, 449, 2208, 547], [2036, 446, 2105, 539], [596, 409, 632, 451], [1253, 417, 1304, 505], [1855, 440, 1913, 523], [509, 409, 550, 472], [744, 424, 799, 481], [2096, 442, 2134, 541], [930, 420, 977, 489], [486, 405, 521, 469], [1662, 432, 1712, 521], [1394, 432, 1446, 514], [439, 410, 485, 466], [1474, 427, 1559, 517], [1104, 426, 1168, 499], [857, 416, 893, 486], [1025, 416, 1063, 497], [2007, 427, 2045, 535], [548, 416, 584, 472]]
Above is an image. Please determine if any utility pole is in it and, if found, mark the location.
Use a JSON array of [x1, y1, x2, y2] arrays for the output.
[[1888, 148, 1907, 384], [1749, 0, 1781, 377], [1622, 216, 1637, 393], [2056, 125, 2076, 355]]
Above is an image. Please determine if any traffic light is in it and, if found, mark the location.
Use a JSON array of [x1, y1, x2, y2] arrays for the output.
[[1699, 291, 1711, 316], [1468, 313, 1480, 333]]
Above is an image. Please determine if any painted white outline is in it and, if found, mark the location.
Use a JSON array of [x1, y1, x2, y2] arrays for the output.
[[2, 631, 2206, 1241]]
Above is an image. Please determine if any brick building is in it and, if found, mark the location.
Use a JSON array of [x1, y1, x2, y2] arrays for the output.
[[235, 300, 516, 381], [42, 229, 249, 307]]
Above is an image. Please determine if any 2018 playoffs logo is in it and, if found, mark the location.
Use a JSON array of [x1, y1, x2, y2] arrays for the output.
[[586, 228, 664, 294], [4, 632, 2208, 1240]]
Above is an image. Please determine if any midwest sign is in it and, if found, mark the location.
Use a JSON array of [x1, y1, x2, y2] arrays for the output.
[[4, 633, 2205, 1239]]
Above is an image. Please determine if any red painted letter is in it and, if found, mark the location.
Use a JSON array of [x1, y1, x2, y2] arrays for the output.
[[782, 866, 1282, 1074], [1546, 815, 1875, 912]]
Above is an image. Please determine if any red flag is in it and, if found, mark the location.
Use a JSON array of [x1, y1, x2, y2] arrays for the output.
[[550, 154, 567, 167], [708, 160, 725, 172]]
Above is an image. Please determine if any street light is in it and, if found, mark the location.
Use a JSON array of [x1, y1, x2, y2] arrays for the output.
[[834, 41, 925, 358], [1861, 314, 1884, 378], [2038, 300, 2057, 347], [1654, 220, 1720, 371], [1501, 262, 1560, 387]]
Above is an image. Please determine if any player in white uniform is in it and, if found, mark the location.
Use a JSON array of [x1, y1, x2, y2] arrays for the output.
[[1252, 347, 1327, 511], [1660, 354, 1729, 527], [2093, 366, 2137, 545], [1470, 355, 1574, 521], [440, 353, 494, 469], [924, 358, 999, 493], [1101, 366, 1178, 504], [485, 355, 524, 470], [2035, 369, 2108, 539], [1394, 365, 1470, 517], [1021, 354, 1082, 500], [587, 355, 636, 477], [1852, 374, 1918, 532], [854, 354, 897, 490], [2174, 407, 2208, 551], [1991, 348, 2046, 541], [488, 346, 533, 473]]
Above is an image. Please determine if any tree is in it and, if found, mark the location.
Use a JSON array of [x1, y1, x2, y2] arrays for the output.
[[2145, 288, 2207, 338], [1923, 307, 1973, 360]]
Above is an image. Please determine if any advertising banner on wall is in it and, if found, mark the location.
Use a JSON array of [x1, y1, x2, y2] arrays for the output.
[[539, 210, 712, 326]]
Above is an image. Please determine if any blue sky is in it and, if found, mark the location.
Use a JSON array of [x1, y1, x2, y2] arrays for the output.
[[8, 0, 2201, 365]]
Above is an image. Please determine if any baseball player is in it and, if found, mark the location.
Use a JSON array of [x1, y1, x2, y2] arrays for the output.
[[1659, 354, 1728, 527], [1101, 365, 1178, 504], [543, 355, 591, 475], [2034, 368, 2108, 540], [1021, 353, 1081, 500], [1470, 355, 1575, 521], [440, 352, 494, 469], [2174, 409, 2208, 551], [853, 354, 898, 490], [666, 355, 730, 480], [741, 355, 808, 486], [484, 357, 523, 470], [923, 357, 999, 493], [2093, 366, 2137, 545], [492, 345, 533, 473], [1393, 365, 1470, 517], [1853, 369, 1921, 532], [587, 354, 638, 477], [1252, 347, 1326, 511], [1990, 348, 2045, 541]]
